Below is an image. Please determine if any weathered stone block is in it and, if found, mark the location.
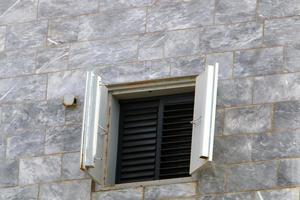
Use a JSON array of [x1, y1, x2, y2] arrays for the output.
[[79, 8, 146, 41], [199, 22, 262, 53], [196, 164, 226, 194], [93, 188, 143, 200], [217, 78, 253, 107], [234, 47, 284, 77], [264, 17, 300, 46], [36, 47, 69, 73], [0, 26, 5, 51], [0, 185, 38, 200], [38, 0, 98, 18], [226, 161, 277, 192], [0, 75, 46, 103], [62, 152, 87, 180], [65, 98, 83, 125], [19, 155, 61, 185], [286, 44, 300, 72], [274, 101, 300, 130], [0, 136, 5, 159], [6, 21, 47, 50], [39, 180, 91, 200], [214, 109, 224, 136], [69, 37, 138, 69], [147, 0, 214, 32], [258, 0, 300, 19], [45, 125, 81, 154], [6, 129, 44, 159], [253, 73, 300, 103], [0, 49, 35, 78], [144, 183, 196, 200], [215, 0, 256, 24], [206, 52, 233, 79], [0, 0, 38, 25], [48, 17, 79, 46], [278, 159, 300, 186], [47, 70, 86, 100], [0, 160, 18, 187], [224, 105, 272, 135], [100, 0, 154, 11], [252, 130, 300, 161], [213, 135, 252, 164], [200, 192, 253, 200], [255, 188, 299, 200]]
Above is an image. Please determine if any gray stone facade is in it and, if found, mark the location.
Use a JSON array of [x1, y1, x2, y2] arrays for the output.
[[0, 0, 299, 199]]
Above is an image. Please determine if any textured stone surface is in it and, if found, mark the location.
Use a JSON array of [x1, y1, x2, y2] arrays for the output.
[[36, 47, 69, 73], [45, 125, 81, 154], [264, 17, 300, 46], [93, 188, 143, 200], [19, 155, 61, 185], [47, 70, 86, 99], [69, 37, 138, 69], [286, 44, 300, 72], [252, 130, 300, 161], [0, 75, 46, 103], [197, 164, 225, 194], [0, 0, 38, 25], [38, 0, 98, 18], [0, 26, 5, 51], [39, 180, 91, 200], [214, 110, 224, 136], [147, 0, 213, 32], [0, 185, 38, 200], [215, 0, 256, 24], [62, 152, 87, 180], [217, 78, 253, 107], [0, 101, 64, 133], [224, 105, 272, 135], [138, 30, 200, 60], [255, 188, 299, 200], [144, 183, 196, 200], [6, 21, 47, 50], [199, 22, 262, 53], [234, 47, 284, 77], [226, 162, 277, 192], [100, 0, 153, 11], [48, 17, 79, 45], [214, 135, 252, 164], [0, 160, 18, 187], [253, 73, 300, 103], [0, 49, 35, 78], [169, 55, 205, 77], [79, 8, 145, 40], [200, 192, 253, 200], [258, 0, 300, 18], [6, 129, 44, 159], [274, 101, 300, 130], [278, 159, 300, 186], [0, 136, 5, 160], [206, 52, 233, 79]]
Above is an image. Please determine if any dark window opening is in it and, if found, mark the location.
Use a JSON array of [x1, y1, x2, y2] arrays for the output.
[[116, 93, 194, 184]]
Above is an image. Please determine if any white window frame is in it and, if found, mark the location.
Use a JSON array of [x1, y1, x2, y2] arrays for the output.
[[80, 64, 219, 187]]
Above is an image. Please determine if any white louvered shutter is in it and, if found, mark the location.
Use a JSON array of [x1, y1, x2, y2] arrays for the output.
[[80, 71, 108, 184], [190, 64, 219, 174]]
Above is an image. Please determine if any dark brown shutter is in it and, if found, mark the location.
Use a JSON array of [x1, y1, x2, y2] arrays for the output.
[[116, 93, 194, 184]]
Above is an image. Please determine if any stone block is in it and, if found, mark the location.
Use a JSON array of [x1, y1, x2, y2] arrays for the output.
[[0, 136, 5, 159], [169, 55, 205, 77], [79, 8, 146, 40], [224, 105, 272, 135], [278, 159, 300, 186], [0, 160, 18, 187], [286, 44, 300, 72], [199, 22, 262, 53], [93, 188, 143, 200], [62, 152, 87, 180], [258, 0, 300, 19], [6, 21, 47, 50], [19, 155, 61, 185], [214, 109, 224, 136], [0, 185, 38, 200], [234, 47, 284, 77], [100, 0, 154, 11], [200, 192, 253, 200], [255, 188, 299, 200], [147, 0, 214, 32], [274, 101, 300, 130], [0, 26, 5, 51], [206, 52, 233, 79]]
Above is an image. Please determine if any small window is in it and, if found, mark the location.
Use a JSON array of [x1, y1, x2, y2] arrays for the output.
[[116, 93, 194, 184]]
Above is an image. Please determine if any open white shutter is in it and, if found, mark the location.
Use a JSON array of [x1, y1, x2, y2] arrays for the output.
[[80, 71, 108, 184], [190, 64, 219, 174]]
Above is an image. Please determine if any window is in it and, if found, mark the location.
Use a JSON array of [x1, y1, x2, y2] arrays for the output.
[[116, 93, 194, 184], [80, 64, 219, 186]]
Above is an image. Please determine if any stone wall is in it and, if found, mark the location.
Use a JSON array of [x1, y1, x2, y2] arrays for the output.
[[0, 0, 300, 199]]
